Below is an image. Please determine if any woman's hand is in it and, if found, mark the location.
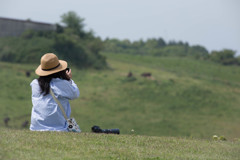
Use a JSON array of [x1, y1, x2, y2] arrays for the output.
[[66, 68, 72, 79]]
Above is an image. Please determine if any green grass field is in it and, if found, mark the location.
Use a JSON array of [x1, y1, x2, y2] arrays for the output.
[[1, 53, 240, 139], [1, 53, 240, 159], [1, 129, 239, 160]]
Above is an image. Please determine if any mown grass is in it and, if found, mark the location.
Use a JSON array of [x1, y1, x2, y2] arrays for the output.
[[0, 53, 240, 140], [0, 129, 239, 160]]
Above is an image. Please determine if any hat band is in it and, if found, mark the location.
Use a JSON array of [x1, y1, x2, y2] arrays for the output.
[[42, 63, 60, 71]]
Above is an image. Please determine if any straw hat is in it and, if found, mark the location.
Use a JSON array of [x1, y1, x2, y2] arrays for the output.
[[35, 53, 68, 76]]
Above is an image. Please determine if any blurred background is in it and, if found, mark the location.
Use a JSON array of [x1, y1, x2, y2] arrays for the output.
[[0, 0, 239, 140], [1, 0, 239, 54]]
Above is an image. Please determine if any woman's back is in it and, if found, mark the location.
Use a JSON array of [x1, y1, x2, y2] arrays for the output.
[[30, 76, 79, 131]]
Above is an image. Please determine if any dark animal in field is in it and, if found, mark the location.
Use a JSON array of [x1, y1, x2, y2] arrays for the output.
[[26, 71, 31, 77], [141, 72, 152, 77], [4, 117, 10, 127], [127, 72, 133, 77], [22, 120, 29, 128]]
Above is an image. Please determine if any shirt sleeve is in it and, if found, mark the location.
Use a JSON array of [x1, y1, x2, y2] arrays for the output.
[[51, 79, 80, 100]]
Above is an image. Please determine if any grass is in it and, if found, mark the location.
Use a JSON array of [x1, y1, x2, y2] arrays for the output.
[[0, 129, 239, 160], [103, 52, 240, 84], [0, 53, 240, 140], [1, 53, 240, 159]]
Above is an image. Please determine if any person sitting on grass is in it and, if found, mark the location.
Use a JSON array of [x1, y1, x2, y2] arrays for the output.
[[30, 53, 80, 131]]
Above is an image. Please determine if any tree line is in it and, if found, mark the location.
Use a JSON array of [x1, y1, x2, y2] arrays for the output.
[[103, 38, 240, 66], [0, 11, 239, 68]]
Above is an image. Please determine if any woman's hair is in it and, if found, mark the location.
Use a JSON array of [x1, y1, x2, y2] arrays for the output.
[[38, 69, 70, 96]]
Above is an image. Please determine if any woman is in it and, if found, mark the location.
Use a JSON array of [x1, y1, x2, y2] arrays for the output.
[[30, 53, 80, 131]]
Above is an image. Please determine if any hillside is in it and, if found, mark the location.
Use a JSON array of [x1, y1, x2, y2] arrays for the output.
[[0, 129, 239, 160], [0, 53, 240, 140]]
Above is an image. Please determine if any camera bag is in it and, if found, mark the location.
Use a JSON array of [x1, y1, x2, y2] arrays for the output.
[[50, 88, 81, 132]]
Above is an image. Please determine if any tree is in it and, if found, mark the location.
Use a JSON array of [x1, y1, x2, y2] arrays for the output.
[[144, 38, 159, 49], [210, 49, 237, 65], [188, 45, 209, 59], [53, 32, 88, 68], [236, 56, 240, 65], [157, 38, 166, 47], [61, 11, 85, 37]]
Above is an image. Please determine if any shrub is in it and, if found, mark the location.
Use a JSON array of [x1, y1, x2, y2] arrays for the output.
[[210, 49, 237, 65]]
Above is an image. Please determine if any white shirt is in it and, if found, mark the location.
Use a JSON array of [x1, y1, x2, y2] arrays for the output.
[[30, 78, 80, 131]]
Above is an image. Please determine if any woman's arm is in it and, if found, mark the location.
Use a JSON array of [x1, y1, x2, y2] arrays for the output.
[[51, 79, 80, 100], [50, 68, 80, 100]]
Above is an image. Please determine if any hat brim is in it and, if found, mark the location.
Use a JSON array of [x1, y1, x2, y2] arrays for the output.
[[35, 60, 68, 76]]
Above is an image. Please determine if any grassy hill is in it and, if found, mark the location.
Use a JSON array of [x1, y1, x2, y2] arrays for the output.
[[1, 53, 240, 140], [1, 129, 239, 160]]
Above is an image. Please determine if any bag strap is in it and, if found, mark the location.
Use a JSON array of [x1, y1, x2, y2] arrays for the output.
[[50, 88, 68, 120]]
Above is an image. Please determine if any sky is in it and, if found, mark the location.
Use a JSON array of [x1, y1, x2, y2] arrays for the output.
[[1, 0, 239, 55]]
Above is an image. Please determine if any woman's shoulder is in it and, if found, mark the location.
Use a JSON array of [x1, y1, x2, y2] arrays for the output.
[[53, 78, 72, 82], [51, 78, 71, 86], [30, 79, 39, 86], [51, 78, 68, 83]]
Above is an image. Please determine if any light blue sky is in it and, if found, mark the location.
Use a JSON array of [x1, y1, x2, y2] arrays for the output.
[[1, 0, 239, 55]]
